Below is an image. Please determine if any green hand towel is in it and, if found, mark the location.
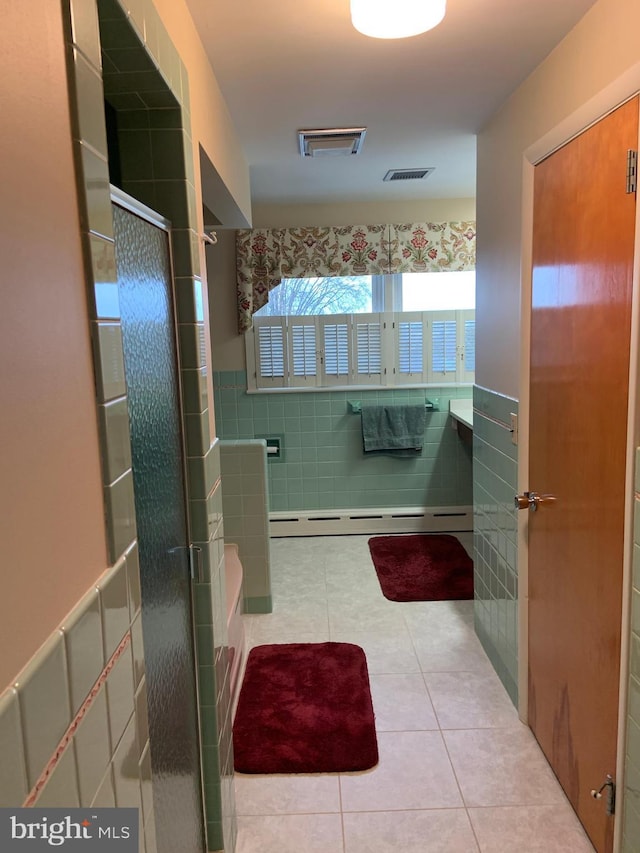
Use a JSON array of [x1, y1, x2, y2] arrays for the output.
[[361, 404, 426, 454]]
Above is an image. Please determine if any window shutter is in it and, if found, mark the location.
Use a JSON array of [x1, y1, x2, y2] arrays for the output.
[[354, 314, 383, 385], [254, 318, 287, 388], [458, 310, 476, 383], [289, 319, 318, 386], [395, 311, 426, 383], [464, 320, 475, 371], [247, 297, 475, 392], [356, 323, 381, 374], [322, 316, 350, 384], [429, 312, 458, 381]]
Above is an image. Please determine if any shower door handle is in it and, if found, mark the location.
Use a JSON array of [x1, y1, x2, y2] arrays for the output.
[[169, 544, 203, 581], [189, 544, 204, 582]]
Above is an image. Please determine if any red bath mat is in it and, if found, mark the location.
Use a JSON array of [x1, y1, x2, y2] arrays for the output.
[[233, 642, 378, 774], [368, 534, 473, 602]]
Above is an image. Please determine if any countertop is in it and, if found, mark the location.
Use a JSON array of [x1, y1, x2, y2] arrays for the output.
[[449, 399, 473, 430]]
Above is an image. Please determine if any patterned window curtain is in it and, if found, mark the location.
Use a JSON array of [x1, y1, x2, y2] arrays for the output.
[[236, 229, 284, 333], [388, 222, 476, 272], [236, 221, 476, 332]]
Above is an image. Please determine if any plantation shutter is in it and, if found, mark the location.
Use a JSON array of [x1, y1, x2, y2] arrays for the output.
[[395, 311, 427, 384], [322, 315, 351, 385], [354, 313, 383, 385], [429, 311, 458, 382], [288, 318, 318, 387], [255, 318, 287, 388], [247, 306, 475, 391], [459, 310, 476, 382]]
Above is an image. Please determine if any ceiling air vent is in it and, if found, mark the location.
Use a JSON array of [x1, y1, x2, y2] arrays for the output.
[[383, 168, 435, 182], [298, 128, 367, 158]]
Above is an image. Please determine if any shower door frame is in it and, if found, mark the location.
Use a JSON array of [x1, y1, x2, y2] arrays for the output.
[[110, 185, 207, 848]]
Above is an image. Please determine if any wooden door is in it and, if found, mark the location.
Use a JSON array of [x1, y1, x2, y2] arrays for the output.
[[528, 97, 638, 852]]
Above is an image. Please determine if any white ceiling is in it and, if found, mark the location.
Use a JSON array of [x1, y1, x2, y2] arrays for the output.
[[186, 0, 597, 205]]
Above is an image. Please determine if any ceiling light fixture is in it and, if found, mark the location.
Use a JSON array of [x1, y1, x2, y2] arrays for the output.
[[350, 0, 446, 39]]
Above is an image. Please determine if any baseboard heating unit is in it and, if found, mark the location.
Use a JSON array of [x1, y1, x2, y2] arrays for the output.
[[269, 506, 473, 537]]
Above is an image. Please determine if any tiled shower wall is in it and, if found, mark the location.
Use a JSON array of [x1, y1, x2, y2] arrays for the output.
[[622, 450, 640, 851], [213, 371, 473, 513], [0, 2, 234, 852], [472, 385, 519, 706]]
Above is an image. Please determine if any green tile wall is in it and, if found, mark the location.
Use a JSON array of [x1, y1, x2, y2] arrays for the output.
[[621, 450, 640, 852], [213, 372, 473, 513], [472, 385, 519, 706], [0, 551, 149, 817]]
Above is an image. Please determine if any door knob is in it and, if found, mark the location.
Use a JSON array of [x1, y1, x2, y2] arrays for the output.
[[514, 491, 557, 512], [514, 492, 533, 510], [591, 774, 616, 816]]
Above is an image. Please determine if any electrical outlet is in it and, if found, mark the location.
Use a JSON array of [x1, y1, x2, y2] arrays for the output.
[[510, 413, 518, 445]]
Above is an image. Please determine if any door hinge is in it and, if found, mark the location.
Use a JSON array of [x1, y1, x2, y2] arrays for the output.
[[626, 149, 637, 194], [591, 774, 616, 816]]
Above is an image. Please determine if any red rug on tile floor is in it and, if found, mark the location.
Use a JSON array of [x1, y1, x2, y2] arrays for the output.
[[368, 534, 473, 602], [233, 642, 378, 774]]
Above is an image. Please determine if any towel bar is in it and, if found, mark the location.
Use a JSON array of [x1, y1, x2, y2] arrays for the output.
[[348, 400, 437, 414]]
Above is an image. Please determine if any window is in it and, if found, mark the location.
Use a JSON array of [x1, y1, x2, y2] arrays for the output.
[[254, 276, 377, 316], [398, 270, 475, 311], [247, 273, 475, 390]]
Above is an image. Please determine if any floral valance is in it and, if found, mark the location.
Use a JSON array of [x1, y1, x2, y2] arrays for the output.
[[236, 221, 476, 332]]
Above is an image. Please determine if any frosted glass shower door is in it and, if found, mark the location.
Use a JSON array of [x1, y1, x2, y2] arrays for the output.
[[113, 199, 205, 853]]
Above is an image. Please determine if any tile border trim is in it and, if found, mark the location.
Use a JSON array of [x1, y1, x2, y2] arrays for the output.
[[24, 632, 131, 807], [473, 407, 513, 431]]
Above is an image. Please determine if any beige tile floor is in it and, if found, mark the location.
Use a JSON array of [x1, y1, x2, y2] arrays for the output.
[[233, 534, 594, 852]]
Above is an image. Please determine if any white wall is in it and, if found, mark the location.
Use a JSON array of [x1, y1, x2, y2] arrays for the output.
[[477, 0, 640, 398], [207, 231, 245, 371], [252, 198, 475, 228]]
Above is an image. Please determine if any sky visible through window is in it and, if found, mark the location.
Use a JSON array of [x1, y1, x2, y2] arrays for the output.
[[254, 271, 475, 317], [401, 271, 475, 311], [254, 277, 372, 316]]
